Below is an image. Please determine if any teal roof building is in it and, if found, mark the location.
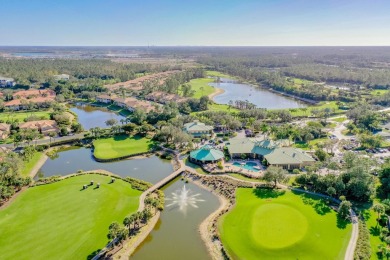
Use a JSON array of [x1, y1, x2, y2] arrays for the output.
[[183, 121, 213, 137], [227, 137, 314, 170], [189, 145, 224, 163]]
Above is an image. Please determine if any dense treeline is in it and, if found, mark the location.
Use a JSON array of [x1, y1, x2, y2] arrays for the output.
[[0, 58, 176, 86], [197, 47, 390, 102], [0, 152, 31, 204], [296, 152, 376, 202]]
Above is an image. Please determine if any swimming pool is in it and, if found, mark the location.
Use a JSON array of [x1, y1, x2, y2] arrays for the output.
[[232, 162, 261, 172]]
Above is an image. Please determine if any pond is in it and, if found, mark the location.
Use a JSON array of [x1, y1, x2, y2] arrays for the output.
[[70, 103, 125, 130], [132, 179, 220, 260], [210, 78, 306, 109], [37, 147, 173, 184]]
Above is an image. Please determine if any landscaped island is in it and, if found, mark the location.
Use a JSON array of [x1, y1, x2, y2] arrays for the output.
[[0, 174, 141, 260], [219, 188, 352, 260], [93, 135, 156, 160]]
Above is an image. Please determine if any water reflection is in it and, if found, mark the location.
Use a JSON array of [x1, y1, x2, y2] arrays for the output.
[[211, 77, 306, 109], [131, 180, 219, 260], [38, 147, 173, 184], [70, 103, 125, 130]]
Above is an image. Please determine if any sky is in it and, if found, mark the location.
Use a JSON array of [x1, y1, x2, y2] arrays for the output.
[[1, 0, 390, 46]]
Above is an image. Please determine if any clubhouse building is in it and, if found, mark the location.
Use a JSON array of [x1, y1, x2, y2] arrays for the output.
[[183, 121, 214, 138], [227, 137, 315, 170]]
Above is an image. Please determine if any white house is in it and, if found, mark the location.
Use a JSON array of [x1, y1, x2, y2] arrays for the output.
[[0, 77, 15, 87]]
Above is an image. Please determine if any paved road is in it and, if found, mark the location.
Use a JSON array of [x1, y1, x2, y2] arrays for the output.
[[0, 133, 85, 149]]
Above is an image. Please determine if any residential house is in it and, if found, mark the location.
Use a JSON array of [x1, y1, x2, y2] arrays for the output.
[[5, 89, 56, 110], [112, 97, 155, 112], [0, 76, 15, 87], [4, 97, 55, 110], [12, 89, 56, 99], [0, 123, 10, 140], [145, 91, 187, 104], [227, 137, 315, 170], [183, 121, 214, 138], [19, 120, 59, 136], [96, 94, 114, 104], [54, 74, 70, 81]]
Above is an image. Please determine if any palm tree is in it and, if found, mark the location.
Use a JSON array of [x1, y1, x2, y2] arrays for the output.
[[260, 123, 269, 138], [373, 204, 385, 226], [48, 132, 56, 147]]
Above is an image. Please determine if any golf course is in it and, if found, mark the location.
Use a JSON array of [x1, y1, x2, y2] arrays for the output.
[[0, 174, 141, 260], [219, 188, 352, 260], [93, 135, 155, 160]]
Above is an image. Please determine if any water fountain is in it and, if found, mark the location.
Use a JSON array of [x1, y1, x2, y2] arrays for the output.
[[165, 185, 205, 215]]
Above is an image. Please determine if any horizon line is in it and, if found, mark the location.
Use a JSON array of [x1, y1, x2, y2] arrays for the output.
[[1, 45, 390, 48]]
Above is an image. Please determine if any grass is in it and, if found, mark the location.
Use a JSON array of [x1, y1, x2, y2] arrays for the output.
[[206, 70, 236, 79], [93, 135, 155, 160], [21, 151, 44, 177], [0, 174, 141, 260], [360, 208, 382, 259], [227, 173, 264, 182], [369, 89, 389, 96], [293, 138, 328, 150], [188, 78, 216, 98], [287, 101, 346, 117], [184, 157, 208, 174], [219, 188, 352, 260], [0, 110, 51, 123], [207, 103, 239, 113], [332, 116, 347, 123]]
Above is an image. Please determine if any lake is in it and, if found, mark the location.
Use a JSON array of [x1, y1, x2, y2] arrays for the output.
[[70, 103, 125, 130], [37, 147, 173, 184], [132, 179, 220, 260], [210, 78, 306, 109]]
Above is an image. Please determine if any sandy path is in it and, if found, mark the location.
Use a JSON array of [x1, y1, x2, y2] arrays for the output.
[[208, 87, 225, 101], [29, 154, 48, 178], [113, 211, 161, 259], [196, 180, 230, 260]]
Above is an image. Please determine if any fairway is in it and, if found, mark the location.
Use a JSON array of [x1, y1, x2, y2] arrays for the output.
[[0, 110, 51, 122], [93, 135, 155, 160], [188, 78, 216, 98], [219, 189, 352, 260], [0, 174, 141, 260]]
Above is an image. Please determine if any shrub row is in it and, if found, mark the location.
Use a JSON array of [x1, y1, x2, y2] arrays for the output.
[[93, 150, 155, 162], [32, 172, 152, 191], [354, 220, 372, 260]]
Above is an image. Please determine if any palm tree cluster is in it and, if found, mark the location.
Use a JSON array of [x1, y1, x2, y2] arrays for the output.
[[0, 152, 31, 205]]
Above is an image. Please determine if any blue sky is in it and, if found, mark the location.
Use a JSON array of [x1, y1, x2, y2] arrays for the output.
[[1, 0, 390, 46]]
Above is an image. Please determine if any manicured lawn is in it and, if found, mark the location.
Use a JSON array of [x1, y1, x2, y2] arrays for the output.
[[0, 110, 51, 122], [293, 138, 328, 150], [21, 151, 44, 177], [0, 174, 141, 260], [227, 173, 264, 183], [188, 78, 216, 98], [93, 135, 155, 160], [206, 70, 236, 79], [287, 101, 346, 117], [219, 189, 352, 260], [362, 208, 383, 259]]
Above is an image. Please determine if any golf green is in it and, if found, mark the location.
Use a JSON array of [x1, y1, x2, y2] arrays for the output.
[[219, 188, 352, 260], [0, 174, 141, 260], [93, 135, 155, 160]]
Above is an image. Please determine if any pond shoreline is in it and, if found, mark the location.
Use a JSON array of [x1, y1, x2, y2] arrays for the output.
[[209, 75, 315, 107]]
